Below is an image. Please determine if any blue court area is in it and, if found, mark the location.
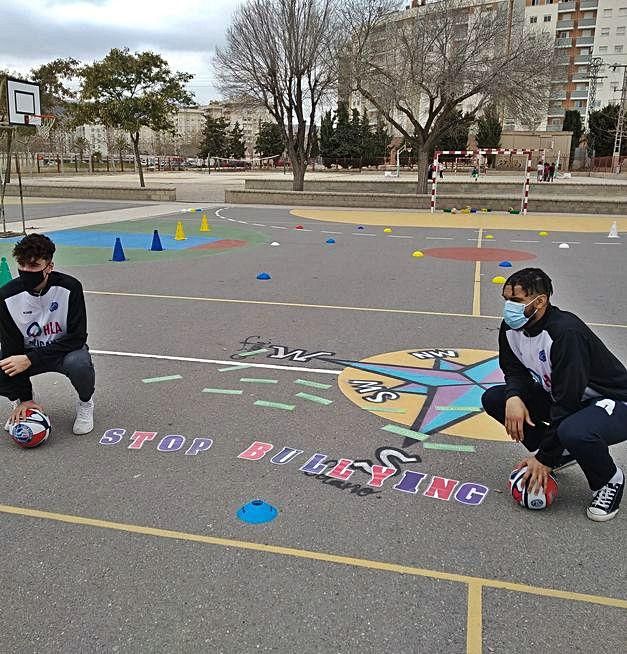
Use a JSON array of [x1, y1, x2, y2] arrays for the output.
[[46, 230, 220, 250]]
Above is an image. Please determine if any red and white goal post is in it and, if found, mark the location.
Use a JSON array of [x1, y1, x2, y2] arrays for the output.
[[430, 149, 534, 215]]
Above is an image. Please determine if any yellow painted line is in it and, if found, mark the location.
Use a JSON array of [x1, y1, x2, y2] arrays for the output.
[[466, 583, 483, 654], [472, 227, 483, 316], [84, 290, 627, 330], [290, 208, 627, 234], [0, 503, 626, 610]]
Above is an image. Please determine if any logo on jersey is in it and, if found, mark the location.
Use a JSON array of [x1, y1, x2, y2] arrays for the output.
[[49, 301, 58, 311], [539, 349, 547, 362], [26, 322, 42, 337]]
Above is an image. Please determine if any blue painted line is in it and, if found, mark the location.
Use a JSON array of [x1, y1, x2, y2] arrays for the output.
[[39, 230, 219, 250]]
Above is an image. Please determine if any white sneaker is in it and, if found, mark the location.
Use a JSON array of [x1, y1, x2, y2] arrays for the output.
[[4, 399, 20, 432], [73, 399, 94, 435]]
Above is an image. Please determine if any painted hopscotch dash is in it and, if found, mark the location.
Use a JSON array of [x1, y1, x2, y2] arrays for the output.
[[295, 392, 334, 406], [423, 442, 476, 453], [294, 379, 333, 390], [254, 400, 295, 411], [142, 374, 182, 384], [436, 406, 482, 412], [235, 348, 269, 358], [381, 423, 430, 441], [240, 378, 279, 384], [202, 388, 243, 395], [218, 364, 252, 372], [361, 406, 407, 414]]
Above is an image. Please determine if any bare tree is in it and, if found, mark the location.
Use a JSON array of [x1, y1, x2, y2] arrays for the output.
[[344, 0, 553, 192], [214, 0, 340, 191]]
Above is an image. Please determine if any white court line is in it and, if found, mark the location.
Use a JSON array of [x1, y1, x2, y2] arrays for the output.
[[387, 235, 413, 239], [236, 220, 248, 224], [594, 242, 622, 245], [321, 231, 343, 235], [551, 241, 580, 244], [426, 236, 455, 240], [91, 350, 340, 376], [352, 232, 376, 236], [227, 218, 236, 222], [270, 225, 287, 229], [252, 223, 266, 227], [300, 228, 313, 232], [511, 239, 539, 243], [214, 208, 227, 219]]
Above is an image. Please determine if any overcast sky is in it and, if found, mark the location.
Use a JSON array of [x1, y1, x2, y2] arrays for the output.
[[0, 0, 242, 103]]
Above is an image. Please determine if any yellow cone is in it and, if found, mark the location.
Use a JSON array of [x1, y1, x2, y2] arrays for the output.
[[200, 214, 210, 232], [174, 221, 187, 241], [485, 234, 494, 240], [492, 276, 506, 284], [384, 227, 392, 233], [412, 250, 424, 258], [538, 231, 549, 237]]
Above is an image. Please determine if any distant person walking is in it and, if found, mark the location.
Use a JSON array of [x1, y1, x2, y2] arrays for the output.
[[549, 162, 556, 182], [543, 162, 550, 182], [537, 161, 544, 182], [471, 166, 479, 181]]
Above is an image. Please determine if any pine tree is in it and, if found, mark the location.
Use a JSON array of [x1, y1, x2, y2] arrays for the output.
[[588, 104, 626, 158], [228, 121, 246, 159], [320, 110, 335, 168], [309, 124, 320, 159], [562, 109, 583, 167], [254, 121, 284, 158], [198, 114, 229, 159]]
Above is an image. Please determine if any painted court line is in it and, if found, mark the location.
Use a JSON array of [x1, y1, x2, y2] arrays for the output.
[[235, 349, 269, 358], [321, 231, 343, 235], [85, 292, 627, 330], [387, 235, 413, 239], [511, 239, 539, 243], [436, 406, 482, 412], [254, 400, 295, 411], [1, 504, 623, 612], [352, 232, 376, 236], [270, 226, 287, 229], [141, 374, 182, 384], [294, 379, 333, 390], [217, 364, 252, 372], [426, 236, 455, 240], [295, 392, 333, 406], [91, 350, 341, 376], [202, 388, 243, 395], [423, 442, 476, 453], [252, 223, 266, 227], [240, 378, 279, 384], [360, 406, 407, 414], [381, 424, 430, 442]]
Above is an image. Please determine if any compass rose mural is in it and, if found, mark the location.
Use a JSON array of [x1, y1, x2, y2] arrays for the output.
[[336, 348, 508, 442]]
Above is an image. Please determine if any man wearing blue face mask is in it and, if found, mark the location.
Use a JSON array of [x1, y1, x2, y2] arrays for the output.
[[481, 268, 627, 522], [0, 234, 95, 436]]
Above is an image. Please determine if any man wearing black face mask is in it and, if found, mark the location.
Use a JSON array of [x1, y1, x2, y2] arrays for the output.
[[0, 233, 95, 435], [481, 268, 627, 522]]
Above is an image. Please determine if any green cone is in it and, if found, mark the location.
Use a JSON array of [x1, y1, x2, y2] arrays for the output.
[[0, 257, 13, 287]]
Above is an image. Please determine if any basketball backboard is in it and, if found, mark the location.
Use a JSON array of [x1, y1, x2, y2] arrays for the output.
[[5, 77, 42, 126]]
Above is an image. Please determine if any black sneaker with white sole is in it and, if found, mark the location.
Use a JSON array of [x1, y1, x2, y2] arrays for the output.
[[587, 474, 624, 522]]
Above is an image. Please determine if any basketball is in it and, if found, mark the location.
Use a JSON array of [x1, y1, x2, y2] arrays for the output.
[[9, 409, 51, 448], [509, 465, 558, 510]]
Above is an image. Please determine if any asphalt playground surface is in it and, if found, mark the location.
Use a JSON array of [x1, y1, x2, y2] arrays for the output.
[[0, 200, 625, 653]]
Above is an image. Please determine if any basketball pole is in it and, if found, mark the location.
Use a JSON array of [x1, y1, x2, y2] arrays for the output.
[[13, 153, 26, 235]]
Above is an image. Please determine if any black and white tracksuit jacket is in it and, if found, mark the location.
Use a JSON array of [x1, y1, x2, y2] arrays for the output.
[[0, 271, 88, 401], [499, 304, 627, 466]]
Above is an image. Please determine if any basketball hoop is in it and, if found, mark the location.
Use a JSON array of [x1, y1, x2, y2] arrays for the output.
[[24, 113, 56, 140]]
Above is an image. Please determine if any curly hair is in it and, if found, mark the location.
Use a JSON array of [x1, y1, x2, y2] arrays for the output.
[[13, 234, 56, 266], [505, 268, 553, 297]]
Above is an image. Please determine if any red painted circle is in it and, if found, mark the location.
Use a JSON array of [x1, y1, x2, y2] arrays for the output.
[[423, 247, 536, 262]]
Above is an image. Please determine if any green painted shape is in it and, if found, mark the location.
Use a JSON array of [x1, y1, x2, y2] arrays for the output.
[[235, 349, 269, 358], [240, 378, 278, 384], [295, 392, 333, 406], [360, 406, 407, 414], [294, 379, 332, 389], [217, 364, 252, 372], [381, 423, 430, 441], [423, 442, 476, 453], [142, 374, 182, 384], [202, 388, 243, 395], [254, 400, 295, 411]]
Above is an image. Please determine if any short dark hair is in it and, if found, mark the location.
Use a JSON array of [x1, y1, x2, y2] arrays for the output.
[[504, 268, 553, 297], [13, 234, 56, 266]]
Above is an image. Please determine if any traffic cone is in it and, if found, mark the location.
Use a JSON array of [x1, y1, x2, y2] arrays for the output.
[[150, 229, 164, 251], [174, 221, 186, 241], [0, 257, 12, 286], [200, 214, 210, 232], [608, 222, 619, 239], [110, 238, 127, 262]]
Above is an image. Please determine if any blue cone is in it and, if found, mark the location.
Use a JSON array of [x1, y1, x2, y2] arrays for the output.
[[256, 272, 271, 280], [150, 229, 164, 251], [357, 225, 364, 230], [326, 238, 336, 244], [237, 499, 278, 524], [110, 237, 127, 262], [499, 261, 513, 268]]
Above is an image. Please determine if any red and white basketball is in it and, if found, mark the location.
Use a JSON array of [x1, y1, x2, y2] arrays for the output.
[[509, 465, 558, 510], [9, 409, 51, 448]]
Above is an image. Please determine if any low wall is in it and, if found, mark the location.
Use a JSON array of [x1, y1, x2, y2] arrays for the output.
[[243, 177, 627, 198], [226, 188, 627, 215], [4, 184, 176, 202]]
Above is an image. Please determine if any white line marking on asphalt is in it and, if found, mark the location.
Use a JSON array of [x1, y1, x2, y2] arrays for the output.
[[236, 220, 247, 224], [214, 208, 227, 219], [388, 235, 413, 239], [227, 218, 236, 222], [91, 350, 340, 376], [426, 236, 455, 240], [511, 239, 539, 243], [593, 242, 622, 245], [321, 231, 343, 235], [300, 228, 313, 232], [270, 225, 287, 229], [551, 241, 580, 244], [252, 223, 266, 227]]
